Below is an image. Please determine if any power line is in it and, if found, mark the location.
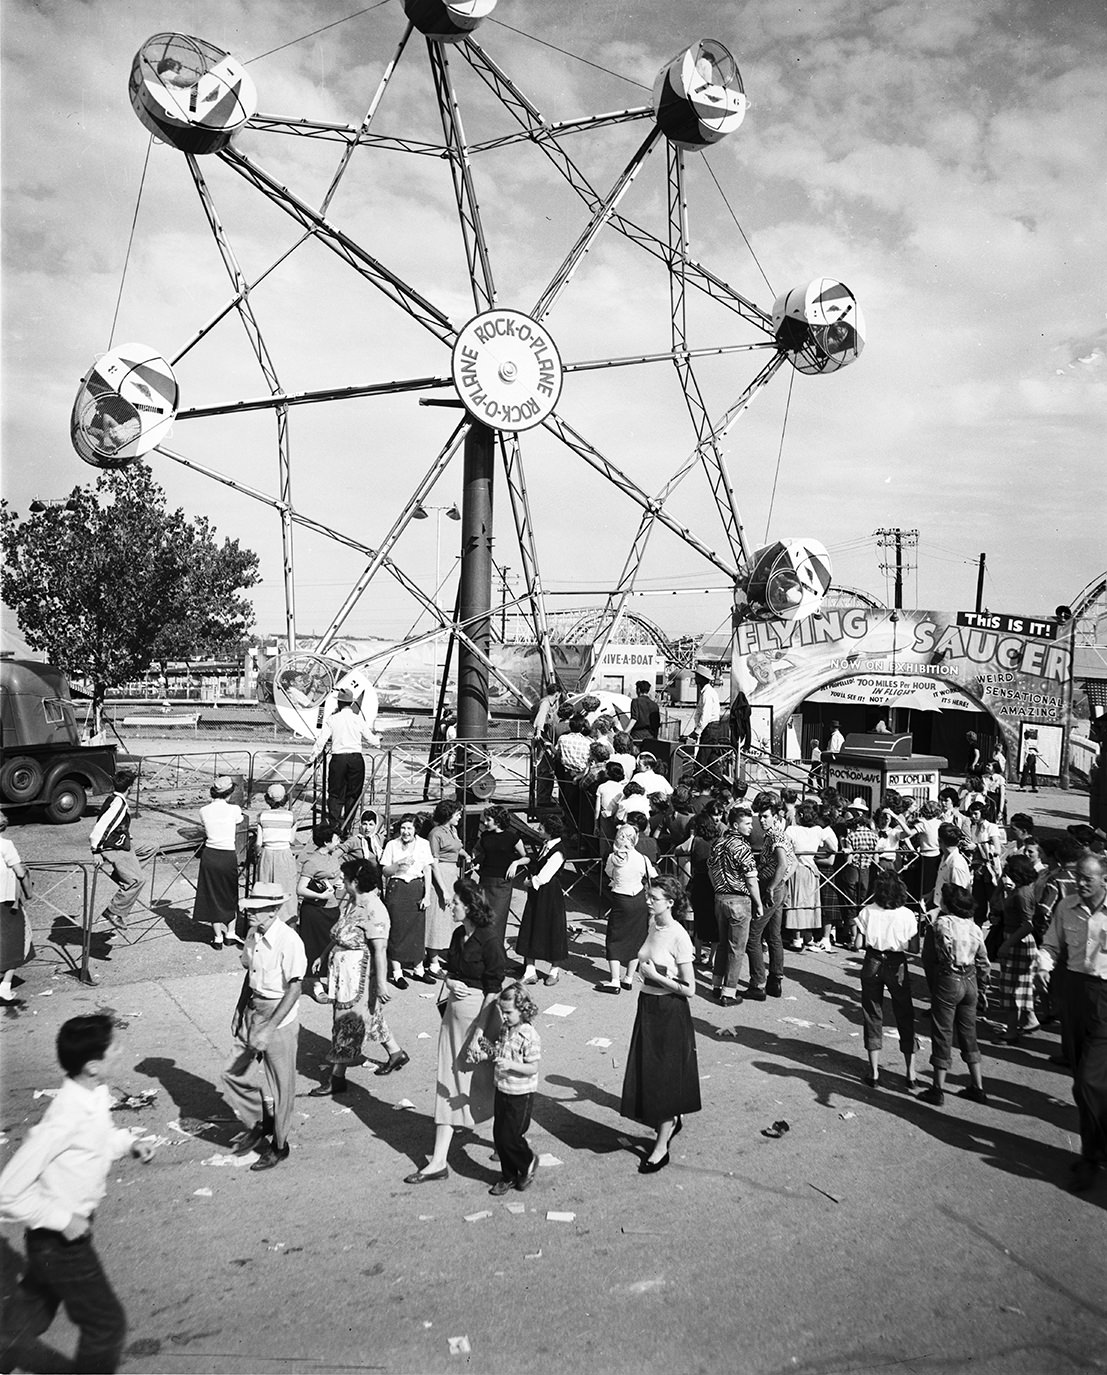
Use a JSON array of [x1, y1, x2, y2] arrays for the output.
[[244, 2, 392, 65], [488, 15, 651, 90], [108, 136, 153, 351], [763, 366, 794, 540], [699, 157, 774, 296]]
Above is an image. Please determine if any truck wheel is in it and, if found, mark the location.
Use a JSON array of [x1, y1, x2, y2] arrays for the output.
[[0, 756, 44, 803], [45, 778, 87, 824]]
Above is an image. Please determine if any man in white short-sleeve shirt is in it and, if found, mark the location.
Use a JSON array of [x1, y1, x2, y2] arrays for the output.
[[221, 884, 306, 1172]]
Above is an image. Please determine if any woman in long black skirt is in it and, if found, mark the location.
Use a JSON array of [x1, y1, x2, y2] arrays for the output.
[[681, 812, 719, 967], [510, 815, 568, 987], [194, 778, 245, 949], [474, 805, 528, 948], [621, 875, 701, 1173]]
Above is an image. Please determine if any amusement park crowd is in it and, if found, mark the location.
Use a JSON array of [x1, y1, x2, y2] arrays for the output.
[[1, 693, 1106, 1371]]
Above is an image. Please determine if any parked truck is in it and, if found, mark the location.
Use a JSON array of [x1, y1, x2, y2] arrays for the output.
[[0, 657, 118, 822]]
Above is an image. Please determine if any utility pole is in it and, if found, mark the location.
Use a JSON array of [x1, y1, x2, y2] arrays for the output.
[[975, 553, 986, 613], [493, 561, 514, 641], [874, 528, 919, 610]]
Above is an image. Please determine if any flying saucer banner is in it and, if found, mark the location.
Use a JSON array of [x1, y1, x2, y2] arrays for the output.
[[730, 607, 1073, 751]]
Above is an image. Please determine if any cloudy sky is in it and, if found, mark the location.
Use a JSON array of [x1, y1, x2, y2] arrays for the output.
[[3, 0, 1104, 650]]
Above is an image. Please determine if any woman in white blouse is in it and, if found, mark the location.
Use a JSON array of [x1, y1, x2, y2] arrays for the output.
[[783, 801, 838, 951], [593, 760, 627, 854], [195, 777, 245, 949], [599, 824, 656, 993], [380, 816, 438, 988], [854, 871, 919, 1089], [620, 876, 701, 1173]]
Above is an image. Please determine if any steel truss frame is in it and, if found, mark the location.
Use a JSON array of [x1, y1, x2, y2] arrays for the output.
[[141, 14, 793, 714]]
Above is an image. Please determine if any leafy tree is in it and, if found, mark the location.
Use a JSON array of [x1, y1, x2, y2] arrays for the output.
[[1, 465, 260, 729], [148, 515, 260, 697]]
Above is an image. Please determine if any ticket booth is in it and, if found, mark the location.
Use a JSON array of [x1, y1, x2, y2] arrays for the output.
[[826, 733, 947, 810]]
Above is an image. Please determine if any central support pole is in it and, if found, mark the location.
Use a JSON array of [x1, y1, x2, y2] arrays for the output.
[[456, 421, 495, 743]]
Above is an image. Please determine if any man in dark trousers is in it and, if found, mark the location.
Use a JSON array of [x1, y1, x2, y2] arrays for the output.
[[629, 680, 661, 742], [310, 689, 380, 833], [88, 770, 144, 934], [1038, 854, 1107, 1192], [1019, 741, 1042, 792]]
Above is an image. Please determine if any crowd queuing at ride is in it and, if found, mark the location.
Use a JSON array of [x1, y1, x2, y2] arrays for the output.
[[1, 694, 1105, 1372]]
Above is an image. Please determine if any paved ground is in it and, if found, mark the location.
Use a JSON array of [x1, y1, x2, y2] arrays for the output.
[[2, 775, 1105, 1374]]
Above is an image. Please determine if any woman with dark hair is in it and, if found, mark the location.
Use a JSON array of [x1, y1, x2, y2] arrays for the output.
[[405, 877, 506, 1183], [310, 858, 409, 1095], [854, 871, 919, 1089], [426, 799, 470, 978], [784, 800, 838, 951], [594, 760, 627, 852], [195, 777, 246, 949], [473, 805, 527, 947], [962, 800, 1002, 923], [996, 851, 1042, 1042], [381, 815, 438, 988], [923, 883, 990, 1106], [296, 824, 344, 976], [909, 799, 944, 909], [509, 815, 568, 986], [621, 876, 701, 1173], [660, 784, 695, 867], [681, 811, 719, 964]]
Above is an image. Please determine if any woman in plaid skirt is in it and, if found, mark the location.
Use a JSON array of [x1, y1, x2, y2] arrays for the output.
[[995, 852, 1041, 1043]]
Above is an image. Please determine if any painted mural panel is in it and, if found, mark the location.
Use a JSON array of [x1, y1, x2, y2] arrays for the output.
[[730, 607, 1071, 753]]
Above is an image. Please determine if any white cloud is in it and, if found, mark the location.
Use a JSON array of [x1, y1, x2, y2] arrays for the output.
[[3, 0, 1105, 646]]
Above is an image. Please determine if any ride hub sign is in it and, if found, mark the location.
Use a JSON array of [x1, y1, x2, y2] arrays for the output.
[[451, 309, 563, 431], [730, 606, 1072, 753]]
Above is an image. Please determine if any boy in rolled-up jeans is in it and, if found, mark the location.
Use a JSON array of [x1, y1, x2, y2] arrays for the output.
[[0, 1014, 156, 1374]]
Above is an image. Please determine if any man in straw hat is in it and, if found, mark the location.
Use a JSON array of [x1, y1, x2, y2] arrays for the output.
[[222, 882, 306, 1172]]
